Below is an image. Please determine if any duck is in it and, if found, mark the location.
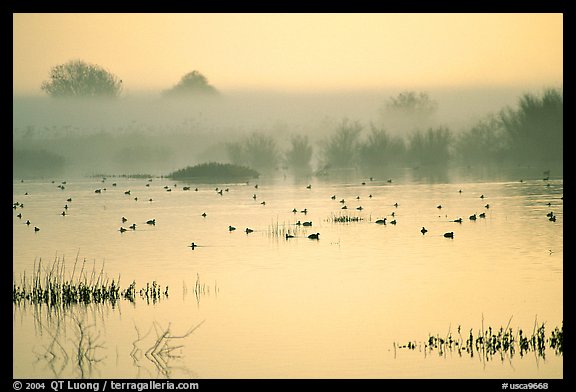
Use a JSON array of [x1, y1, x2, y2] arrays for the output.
[[302, 221, 312, 226], [202, 212, 207, 217], [421, 227, 428, 235], [119, 227, 127, 233], [453, 218, 462, 223], [390, 219, 397, 225], [375, 218, 386, 224], [285, 233, 295, 239], [229, 225, 236, 231], [469, 214, 477, 221], [122, 216, 128, 223], [444, 232, 454, 238], [146, 219, 156, 225], [308, 233, 320, 240], [189, 242, 197, 249], [245, 228, 254, 234], [34, 226, 40, 232], [129, 223, 137, 230], [479, 212, 486, 218]]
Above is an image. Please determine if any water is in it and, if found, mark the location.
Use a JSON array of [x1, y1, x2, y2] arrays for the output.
[[12, 166, 563, 379]]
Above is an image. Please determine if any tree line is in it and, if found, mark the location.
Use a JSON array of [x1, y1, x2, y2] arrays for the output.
[[18, 59, 562, 177]]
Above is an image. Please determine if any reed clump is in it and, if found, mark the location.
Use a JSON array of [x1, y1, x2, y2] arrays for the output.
[[396, 318, 563, 360], [13, 257, 168, 308], [328, 213, 363, 223]]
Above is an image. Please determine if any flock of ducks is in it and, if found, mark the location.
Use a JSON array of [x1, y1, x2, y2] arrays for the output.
[[14, 172, 560, 251]]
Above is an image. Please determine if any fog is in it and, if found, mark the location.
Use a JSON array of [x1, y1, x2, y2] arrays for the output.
[[12, 86, 555, 179]]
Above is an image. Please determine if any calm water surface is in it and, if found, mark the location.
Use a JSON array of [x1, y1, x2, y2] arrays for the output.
[[13, 166, 563, 379]]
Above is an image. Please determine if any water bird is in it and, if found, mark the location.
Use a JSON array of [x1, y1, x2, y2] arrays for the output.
[[302, 221, 313, 226], [245, 228, 254, 233], [356, 206, 363, 210], [124, 190, 131, 195], [469, 214, 477, 221], [331, 195, 336, 200], [146, 219, 156, 225], [292, 208, 297, 213], [453, 218, 463, 223], [480, 194, 485, 199], [390, 219, 397, 225], [61, 211, 66, 216], [285, 233, 295, 239], [484, 204, 490, 209], [306, 184, 312, 189], [546, 211, 554, 218], [375, 218, 387, 224], [308, 233, 320, 240], [421, 227, 428, 235], [67, 198, 72, 202], [26, 220, 31, 226], [229, 225, 236, 231], [479, 212, 486, 218], [444, 232, 454, 238], [122, 216, 128, 223], [189, 242, 197, 249], [341, 205, 348, 209], [95, 189, 102, 193], [549, 215, 556, 222], [183, 186, 190, 191], [437, 205, 442, 209], [119, 227, 127, 233], [261, 201, 266, 205], [129, 223, 137, 230], [34, 226, 40, 232], [16, 213, 22, 219], [202, 212, 207, 217], [64, 204, 68, 209], [253, 194, 257, 200], [394, 203, 399, 207], [339, 199, 345, 204], [301, 208, 308, 214]]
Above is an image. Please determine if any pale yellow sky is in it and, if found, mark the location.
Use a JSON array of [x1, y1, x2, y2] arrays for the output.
[[13, 13, 563, 95]]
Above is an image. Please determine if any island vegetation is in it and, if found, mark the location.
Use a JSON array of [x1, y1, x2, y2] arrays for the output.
[[167, 162, 259, 182]]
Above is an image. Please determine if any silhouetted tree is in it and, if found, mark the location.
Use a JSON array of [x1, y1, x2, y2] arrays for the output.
[[163, 71, 219, 97], [321, 119, 363, 169], [357, 125, 406, 168], [284, 134, 313, 172], [225, 132, 279, 172], [41, 60, 122, 98], [499, 88, 563, 163], [379, 91, 438, 132], [454, 114, 507, 164], [407, 127, 452, 166]]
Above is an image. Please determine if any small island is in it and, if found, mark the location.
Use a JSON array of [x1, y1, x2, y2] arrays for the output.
[[167, 162, 260, 183]]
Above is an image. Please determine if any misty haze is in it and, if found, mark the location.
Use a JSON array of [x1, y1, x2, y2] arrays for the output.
[[12, 86, 562, 178]]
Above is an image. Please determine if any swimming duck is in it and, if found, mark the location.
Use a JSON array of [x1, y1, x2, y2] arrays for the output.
[[308, 233, 320, 240], [146, 219, 156, 225], [119, 227, 127, 233], [245, 228, 254, 233], [421, 227, 428, 234], [444, 232, 454, 238], [229, 225, 236, 231], [375, 218, 386, 224]]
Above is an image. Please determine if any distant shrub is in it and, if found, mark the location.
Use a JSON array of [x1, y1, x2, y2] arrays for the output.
[[13, 148, 65, 178], [167, 162, 259, 182]]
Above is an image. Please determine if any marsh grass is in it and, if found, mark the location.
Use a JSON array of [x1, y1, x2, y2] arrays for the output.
[[266, 219, 303, 239], [395, 316, 563, 361], [327, 213, 363, 223], [13, 256, 168, 308]]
